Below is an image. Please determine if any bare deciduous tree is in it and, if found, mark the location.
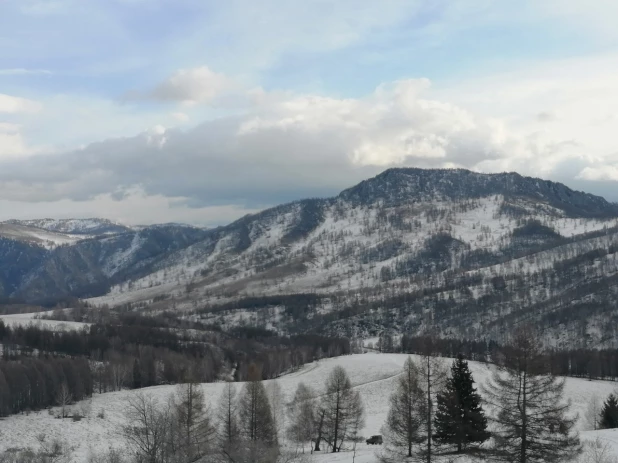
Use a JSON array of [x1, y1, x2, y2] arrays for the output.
[[323, 366, 365, 453], [484, 328, 581, 463], [416, 338, 447, 463], [381, 356, 426, 460], [267, 380, 286, 443], [56, 382, 72, 419], [584, 394, 602, 431], [217, 382, 240, 462], [238, 366, 279, 462], [287, 382, 316, 453], [121, 393, 171, 463], [173, 381, 216, 462]]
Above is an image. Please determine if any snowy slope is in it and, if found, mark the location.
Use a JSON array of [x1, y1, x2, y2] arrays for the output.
[[0, 223, 85, 249], [5, 218, 132, 236], [0, 311, 89, 331], [0, 353, 615, 462]]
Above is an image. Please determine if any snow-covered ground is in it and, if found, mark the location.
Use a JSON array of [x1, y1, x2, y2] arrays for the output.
[[0, 223, 86, 249], [0, 311, 89, 331], [0, 353, 616, 462]]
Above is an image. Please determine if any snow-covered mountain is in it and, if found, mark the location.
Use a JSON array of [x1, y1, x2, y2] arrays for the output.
[[3, 168, 618, 347], [83, 168, 618, 348], [4, 218, 132, 236]]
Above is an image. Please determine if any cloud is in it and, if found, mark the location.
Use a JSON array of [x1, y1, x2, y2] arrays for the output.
[[0, 78, 548, 210], [0, 94, 42, 113], [0, 123, 32, 159], [0, 187, 262, 226], [171, 112, 190, 122], [0, 68, 52, 76], [578, 165, 618, 182], [128, 66, 232, 105]]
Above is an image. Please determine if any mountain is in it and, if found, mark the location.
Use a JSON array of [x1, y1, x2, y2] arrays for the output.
[[3, 168, 618, 348], [4, 218, 132, 236]]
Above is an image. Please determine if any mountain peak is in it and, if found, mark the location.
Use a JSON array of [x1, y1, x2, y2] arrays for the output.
[[339, 167, 618, 218]]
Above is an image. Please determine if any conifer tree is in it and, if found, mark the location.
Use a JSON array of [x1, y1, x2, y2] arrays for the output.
[[599, 393, 618, 429], [434, 354, 490, 453], [216, 382, 240, 462], [484, 328, 580, 463], [238, 364, 278, 462], [382, 356, 426, 460], [173, 381, 216, 462]]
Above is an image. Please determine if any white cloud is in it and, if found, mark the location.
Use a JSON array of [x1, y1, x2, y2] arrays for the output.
[[0, 68, 52, 76], [0, 123, 32, 159], [131, 66, 232, 105], [0, 94, 42, 113], [0, 187, 262, 226], [171, 112, 190, 122], [578, 166, 618, 182]]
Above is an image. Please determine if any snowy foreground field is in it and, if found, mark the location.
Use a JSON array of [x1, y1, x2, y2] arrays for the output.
[[1, 353, 617, 462]]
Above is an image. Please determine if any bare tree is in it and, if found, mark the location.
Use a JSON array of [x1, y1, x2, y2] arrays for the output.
[[238, 366, 279, 462], [216, 382, 240, 461], [121, 393, 171, 463], [267, 380, 286, 443], [173, 381, 216, 462], [322, 366, 365, 453], [416, 338, 447, 463], [484, 328, 581, 463], [579, 437, 618, 463], [287, 383, 316, 454], [56, 382, 73, 419], [584, 393, 602, 431], [381, 356, 426, 460]]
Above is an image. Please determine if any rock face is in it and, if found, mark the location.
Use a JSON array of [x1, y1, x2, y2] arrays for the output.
[[3, 168, 618, 348]]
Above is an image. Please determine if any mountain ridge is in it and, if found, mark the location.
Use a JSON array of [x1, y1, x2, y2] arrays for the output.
[[2, 168, 618, 349]]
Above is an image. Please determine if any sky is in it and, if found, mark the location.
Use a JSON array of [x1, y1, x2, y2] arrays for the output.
[[1, 0, 618, 226]]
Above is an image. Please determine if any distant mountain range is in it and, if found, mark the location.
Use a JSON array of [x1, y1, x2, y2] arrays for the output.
[[4, 218, 133, 236], [3, 168, 618, 348]]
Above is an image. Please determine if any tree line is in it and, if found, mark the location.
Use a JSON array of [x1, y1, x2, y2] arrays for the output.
[[0, 327, 591, 463], [0, 318, 350, 419], [0, 356, 92, 417]]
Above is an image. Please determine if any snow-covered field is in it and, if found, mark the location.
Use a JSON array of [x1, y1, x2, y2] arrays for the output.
[[0, 353, 615, 462], [0, 312, 89, 331]]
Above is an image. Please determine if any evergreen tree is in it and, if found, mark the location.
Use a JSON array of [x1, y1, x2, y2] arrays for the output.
[[599, 393, 618, 429], [434, 354, 490, 453]]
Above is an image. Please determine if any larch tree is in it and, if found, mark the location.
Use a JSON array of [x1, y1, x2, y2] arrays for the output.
[[287, 382, 316, 453], [267, 380, 286, 443], [484, 328, 580, 463], [434, 354, 490, 453], [381, 356, 426, 460], [416, 336, 447, 463], [173, 381, 216, 462], [238, 364, 278, 462], [323, 366, 365, 453], [216, 382, 240, 461]]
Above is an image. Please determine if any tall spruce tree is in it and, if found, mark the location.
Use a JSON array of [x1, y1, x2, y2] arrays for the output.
[[434, 354, 490, 453], [599, 393, 618, 429]]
